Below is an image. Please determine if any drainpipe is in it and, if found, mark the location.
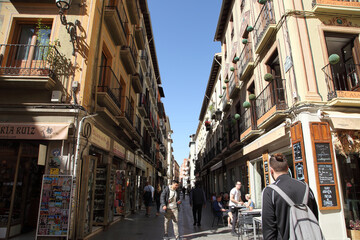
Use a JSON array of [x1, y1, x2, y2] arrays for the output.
[[73, 113, 98, 176]]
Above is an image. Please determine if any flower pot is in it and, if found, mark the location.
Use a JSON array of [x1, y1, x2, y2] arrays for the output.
[[219, 95, 223, 98], [247, 26, 254, 32], [329, 54, 340, 65], [242, 39, 248, 44], [233, 56, 239, 62], [223, 86, 227, 90], [224, 79, 229, 84], [243, 101, 251, 108], [249, 94, 256, 100], [230, 67, 235, 72], [264, 73, 274, 82], [234, 113, 240, 120]]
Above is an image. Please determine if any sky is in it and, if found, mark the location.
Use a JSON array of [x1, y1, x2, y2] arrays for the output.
[[147, 1, 222, 167]]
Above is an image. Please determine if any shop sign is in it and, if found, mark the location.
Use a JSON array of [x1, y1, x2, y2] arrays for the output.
[[89, 126, 110, 151], [0, 123, 69, 140], [126, 150, 135, 164], [135, 156, 146, 171], [113, 141, 125, 159]]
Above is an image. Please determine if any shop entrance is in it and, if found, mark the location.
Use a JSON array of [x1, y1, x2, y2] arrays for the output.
[[0, 141, 45, 239]]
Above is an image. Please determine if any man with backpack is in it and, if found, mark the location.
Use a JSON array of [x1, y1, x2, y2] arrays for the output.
[[262, 153, 323, 240]]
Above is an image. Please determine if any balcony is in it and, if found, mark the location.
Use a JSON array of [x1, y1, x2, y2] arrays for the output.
[[144, 106, 152, 127], [228, 72, 240, 99], [131, 67, 143, 93], [120, 34, 138, 75], [135, 18, 146, 50], [140, 50, 149, 71], [138, 93, 148, 117], [97, 66, 122, 120], [253, 1, 276, 54], [117, 96, 135, 132], [312, 0, 360, 14], [104, 2, 128, 46], [145, 68, 152, 86], [323, 63, 360, 106], [0, 44, 60, 90], [132, 114, 142, 142], [255, 78, 287, 128], [221, 92, 231, 112], [239, 106, 262, 142], [125, 0, 140, 25], [238, 44, 254, 81]]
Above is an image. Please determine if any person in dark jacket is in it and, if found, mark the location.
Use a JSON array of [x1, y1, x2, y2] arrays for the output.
[[154, 184, 162, 216], [189, 181, 206, 226], [160, 180, 182, 240], [262, 153, 319, 240]]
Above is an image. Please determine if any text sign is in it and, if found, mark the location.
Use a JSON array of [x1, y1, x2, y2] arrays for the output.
[[318, 164, 335, 184], [315, 143, 332, 162], [293, 142, 302, 162], [320, 185, 337, 207]]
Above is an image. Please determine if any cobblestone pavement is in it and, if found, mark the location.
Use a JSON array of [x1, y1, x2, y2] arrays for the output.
[[90, 195, 262, 240]]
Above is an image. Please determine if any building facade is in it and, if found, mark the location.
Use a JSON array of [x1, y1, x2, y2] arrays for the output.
[[196, 0, 360, 239], [0, 0, 171, 239]]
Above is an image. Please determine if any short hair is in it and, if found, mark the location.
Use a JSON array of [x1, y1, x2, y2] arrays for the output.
[[245, 194, 251, 199], [216, 195, 222, 199], [269, 153, 288, 172], [171, 180, 179, 185]]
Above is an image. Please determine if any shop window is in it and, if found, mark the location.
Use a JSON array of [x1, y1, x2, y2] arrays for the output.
[[337, 153, 360, 230], [252, 159, 264, 207]]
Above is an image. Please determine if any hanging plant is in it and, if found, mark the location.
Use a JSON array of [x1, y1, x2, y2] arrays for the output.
[[329, 54, 340, 65], [247, 26, 254, 32], [224, 79, 229, 84], [249, 94, 256, 100], [243, 101, 251, 108], [233, 56, 239, 62], [219, 95, 223, 98], [259, 0, 267, 4], [205, 120, 211, 126], [234, 113, 240, 120], [242, 39, 248, 44], [223, 86, 227, 90], [230, 67, 235, 72], [264, 73, 274, 82]]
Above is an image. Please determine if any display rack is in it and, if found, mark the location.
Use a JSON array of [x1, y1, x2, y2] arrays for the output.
[[93, 165, 106, 225]]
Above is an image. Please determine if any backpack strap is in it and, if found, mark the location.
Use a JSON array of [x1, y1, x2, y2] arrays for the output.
[[302, 183, 309, 205], [268, 184, 295, 207]]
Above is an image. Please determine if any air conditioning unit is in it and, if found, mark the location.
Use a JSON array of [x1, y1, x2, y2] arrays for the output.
[[51, 91, 62, 103]]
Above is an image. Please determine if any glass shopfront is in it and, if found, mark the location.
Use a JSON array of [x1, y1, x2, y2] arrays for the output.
[[0, 141, 45, 239]]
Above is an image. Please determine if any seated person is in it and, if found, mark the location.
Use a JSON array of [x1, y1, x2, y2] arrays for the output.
[[244, 194, 255, 211], [212, 195, 232, 227], [222, 193, 230, 208]]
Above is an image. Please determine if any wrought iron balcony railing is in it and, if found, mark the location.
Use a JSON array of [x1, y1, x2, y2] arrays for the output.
[[239, 107, 252, 134], [122, 96, 134, 125], [237, 43, 254, 79], [105, 0, 128, 40], [97, 66, 122, 110], [322, 63, 360, 100], [255, 78, 287, 120], [0, 44, 60, 77], [135, 114, 142, 136], [253, 1, 276, 50], [127, 34, 138, 67]]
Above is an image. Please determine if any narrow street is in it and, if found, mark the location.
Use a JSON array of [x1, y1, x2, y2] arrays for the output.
[[89, 195, 256, 240]]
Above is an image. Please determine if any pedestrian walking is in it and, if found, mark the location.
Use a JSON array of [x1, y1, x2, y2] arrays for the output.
[[154, 184, 162, 216], [160, 180, 182, 240], [262, 153, 320, 240], [189, 181, 206, 226], [143, 181, 154, 216], [229, 181, 244, 236]]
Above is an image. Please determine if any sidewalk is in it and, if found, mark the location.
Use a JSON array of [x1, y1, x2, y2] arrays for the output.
[[89, 195, 259, 240]]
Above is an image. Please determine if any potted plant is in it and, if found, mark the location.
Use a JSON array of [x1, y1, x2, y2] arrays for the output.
[[205, 120, 211, 126], [259, 0, 267, 4], [247, 26, 254, 32], [234, 113, 240, 120], [224, 78, 229, 84], [329, 54, 340, 65], [230, 67, 235, 72], [249, 94, 256, 100], [242, 39, 248, 44]]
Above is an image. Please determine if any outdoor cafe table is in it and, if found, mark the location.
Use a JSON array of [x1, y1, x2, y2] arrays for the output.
[[239, 209, 262, 239]]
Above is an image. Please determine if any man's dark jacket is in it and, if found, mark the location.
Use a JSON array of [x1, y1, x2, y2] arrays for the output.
[[262, 174, 319, 240], [189, 187, 206, 205], [160, 186, 180, 209]]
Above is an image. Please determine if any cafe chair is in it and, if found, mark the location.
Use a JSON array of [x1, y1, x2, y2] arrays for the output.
[[237, 214, 255, 240], [211, 206, 226, 227]]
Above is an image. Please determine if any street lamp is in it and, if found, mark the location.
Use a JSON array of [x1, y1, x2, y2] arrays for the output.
[[55, 0, 79, 56]]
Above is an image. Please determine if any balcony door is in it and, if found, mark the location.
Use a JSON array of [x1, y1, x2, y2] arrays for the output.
[[7, 24, 51, 74], [325, 33, 360, 92]]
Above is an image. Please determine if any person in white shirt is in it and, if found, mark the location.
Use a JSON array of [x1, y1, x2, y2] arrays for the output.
[[229, 181, 244, 236], [143, 182, 154, 216]]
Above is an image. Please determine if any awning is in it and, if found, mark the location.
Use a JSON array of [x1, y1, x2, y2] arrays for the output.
[[210, 161, 222, 172], [321, 111, 360, 130], [0, 122, 70, 140]]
